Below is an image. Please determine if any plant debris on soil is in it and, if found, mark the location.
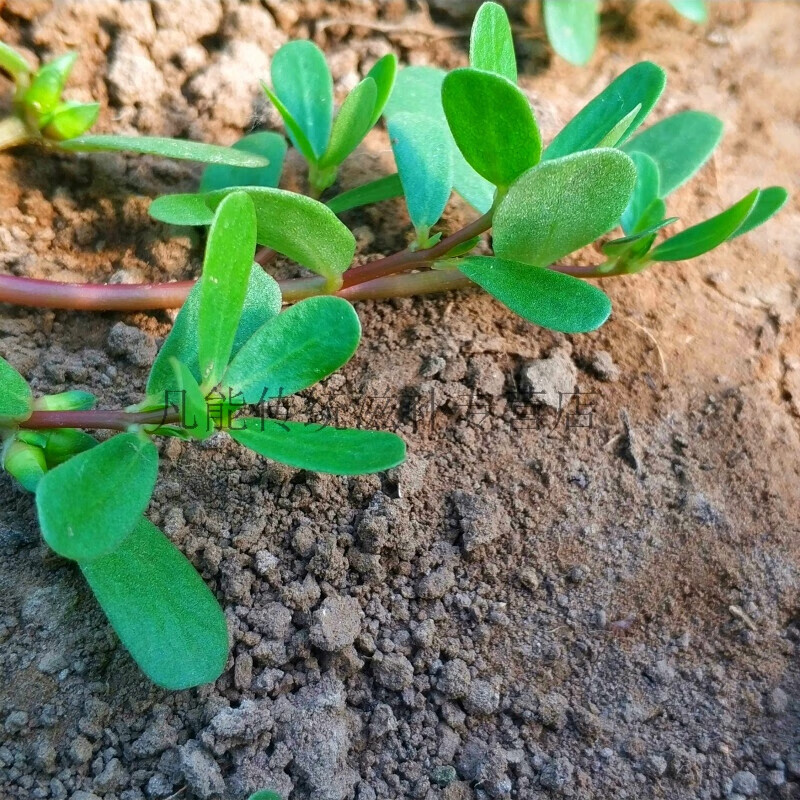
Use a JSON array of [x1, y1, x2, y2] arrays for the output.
[[1, 2, 800, 799]]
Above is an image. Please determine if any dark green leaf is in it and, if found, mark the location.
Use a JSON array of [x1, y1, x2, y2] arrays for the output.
[[623, 111, 723, 197], [669, 0, 708, 23], [41, 101, 99, 140], [3, 440, 46, 492], [204, 188, 355, 283], [730, 186, 789, 239], [198, 191, 257, 387], [169, 359, 213, 441], [389, 112, 453, 235], [246, 792, 283, 800], [80, 517, 228, 690], [595, 104, 641, 148], [320, 77, 377, 168], [326, 173, 405, 214], [459, 255, 611, 332], [470, 1, 517, 82], [651, 189, 759, 261], [493, 149, 637, 267], [261, 82, 317, 164], [544, 61, 666, 160], [621, 152, 660, 234], [442, 68, 541, 188], [59, 135, 270, 167], [148, 193, 215, 226], [542, 0, 599, 66], [230, 419, 406, 475], [366, 54, 398, 127], [270, 41, 333, 160], [39, 428, 98, 467], [0, 41, 31, 79], [24, 52, 77, 116], [199, 132, 287, 193], [0, 355, 32, 420], [36, 433, 158, 562], [147, 265, 282, 397], [223, 296, 360, 404], [601, 217, 677, 257]]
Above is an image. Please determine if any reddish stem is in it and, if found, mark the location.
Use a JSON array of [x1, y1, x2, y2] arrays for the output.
[[22, 408, 180, 431]]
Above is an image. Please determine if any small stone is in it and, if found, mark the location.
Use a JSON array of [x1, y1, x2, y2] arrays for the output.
[[309, 595, 361, 652], [437, 659, 471, 700], [538, 692, 569, 731], [519, 351, 577, 409], [412, 619, 436, 649], [416, 566, 455, 600], [767, 769, 785, 788], [93, 758, 127, 793], [420, 355, 446, 378], [70, 792, 102, 800], [69, 736, 94, 765], [178, 741, 224, 799], [540, 757, 574, 791], [589, 350, 620, 382], [374, 653, 414, 690], [107, 35, 164, 106], [234, 652, 253, 690], [518, 568, 540, 592], [107, 323, 157, 366], [731, 771, 759, 797], [4, 711, 28, 733], [766, 687, 789, 716], [463, 680, 500, 716], [468, 355, 506, 397], [132, 719, 178, 757], [645, 659, 676, 685], [431, 765, 457, 787], [367, 704, 398, 739], [643, 754, 668, 779], [567, 564, 589, 583]]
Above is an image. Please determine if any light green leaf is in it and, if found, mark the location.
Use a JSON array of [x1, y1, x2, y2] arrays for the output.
[[542, 0, 599, 66], [366, 53, 398, 127], [452, 153, 495, 213], [470, 1, 517, 82], [199, 131, 287, 193], [41, 101, 99, 141], [442, 68, 541, 188], [36, 433, 158, 562], [0, 41, 31, 79], [198, 191, 257, 387], [24, 52, 77, 117], [621, 152, 660, 234], [39, 428, 98, 467], [651, 189, 759, 261], [147, 265, 282, 397], [0, 355, 33, 421], [595, 104, 641, 148], [246, 792, 283, 800], [326, 173, 405, 214], [34, 390, 96, 411], [230, 419, 406, 475], [730, 186, 788, 239], [204, 188, 355, 283], [544, 62, 666, 160], [270, 40, 333, 160], [262, 82, 317, 164], [389, 112, 453, 235], [493, 148, 636, 267], [80, 517, 228, 690], [148, 193, 215, 226], [602, 218, 677, 258], [623, 111, 723, 197], [223, 296, 360, 404], [169, 359, 212, 441], [59, 135, 270, 167], [669, 0, 708, 23], [459, 255, 611, 333], [3, 440, 47, 492], [320, 77, 377, 168]]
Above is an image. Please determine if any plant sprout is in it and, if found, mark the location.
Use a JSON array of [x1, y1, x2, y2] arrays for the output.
[[0, 41, 267, 167], [0, 193, 405, 689]]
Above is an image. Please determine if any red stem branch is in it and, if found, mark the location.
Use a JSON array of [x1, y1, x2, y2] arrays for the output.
[[22, 408, 180, 431]]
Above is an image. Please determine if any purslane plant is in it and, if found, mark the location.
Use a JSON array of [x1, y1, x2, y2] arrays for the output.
[[0, 2, 788, 333], [0, 192, 405, 689], [0, 42, 266, 167]]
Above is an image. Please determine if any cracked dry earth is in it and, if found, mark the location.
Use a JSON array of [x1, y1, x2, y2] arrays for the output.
[[1, 1, 800, 799]]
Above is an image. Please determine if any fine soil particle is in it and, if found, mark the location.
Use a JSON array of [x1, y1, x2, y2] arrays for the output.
[[2, 2, 800, 800]]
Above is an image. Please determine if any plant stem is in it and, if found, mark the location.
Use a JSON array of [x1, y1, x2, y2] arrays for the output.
[[22, 408, 180, 431], [0, 116, 30, 151], [338, 268, 473, 301]]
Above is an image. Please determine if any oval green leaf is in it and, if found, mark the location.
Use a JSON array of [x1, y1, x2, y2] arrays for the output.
[[262, 82, 316, 164], [442, 68, 541, 188], [320, 77, 377, 168], [493, 148, 637, 267], [326, 173, 405, 214], [230, 419, 406, 475], [199, 131, 287, 193], [148, 193, 215, 226], [730, 186, 789, 240], [669, 0, 708, 23], [542, 0, 599, 66], [3, 440, 47, 492], [39, 428, 98, 467], [223, 296, 360, 404], [0, 42, 32, 79], [24, 52, 77, 117], [80, 517, 228, 690], [621, 152, 661, 235], [169, 358, 213, 441], [469, 1, 517, 82], [623, 111, 723, 197], [41, 101, 99, 141], [0, 355, 33, 421], [36, 433, 158, 562], [459, 255, 611, 333], [366, 53, 398, 127]]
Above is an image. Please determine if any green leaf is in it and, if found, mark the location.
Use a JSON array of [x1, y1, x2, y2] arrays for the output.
[[247, 792, 283, 800], [80, 517, 228, 690], [623, 111, 723, 197], [442, 68, 541, 188], [459, 255, 611, 332], [730, 186, 789, 239], [24, 52, 77, 117], [320, 77, 377, 168], [147, 265, 282, 397], [595, 104, 641, 148], [34, 390, 96, 411], [0, 355, 33, 421], [542, 0, 599, 66], [41, 101, 99, 141], [493, 148, 637, 267], [544, 62, 666, 160], [366, 53, 398, 127], [3, 440, 47, 492], [601, 217, 677, 257], [389, 112, 453, 235], [223, 296, 360, 404], [469, 1, 517, 82], [204, 188, 355, 284], [651, 189, 759, 262], [59, 135, 270, 167], [326, 173, 405, 214], [669, 0, 708, 23], [0, 42, 31, 80], [169, 359, 213, 441], [39, 428, 98, 467], [621, 152, 661, 235], [270, 40, 333, 160], [261, 82, 317, 164], [199, 131, 287, 193], [36, 433, 158, 562], [452, 154, 495, 213], [148, 193, 215, 226], [198, 192, 257, 387], [230, 419, 406, 475]]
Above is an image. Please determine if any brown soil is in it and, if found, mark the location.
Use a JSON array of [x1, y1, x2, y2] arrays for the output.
[[1, 2, 799, 799]]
